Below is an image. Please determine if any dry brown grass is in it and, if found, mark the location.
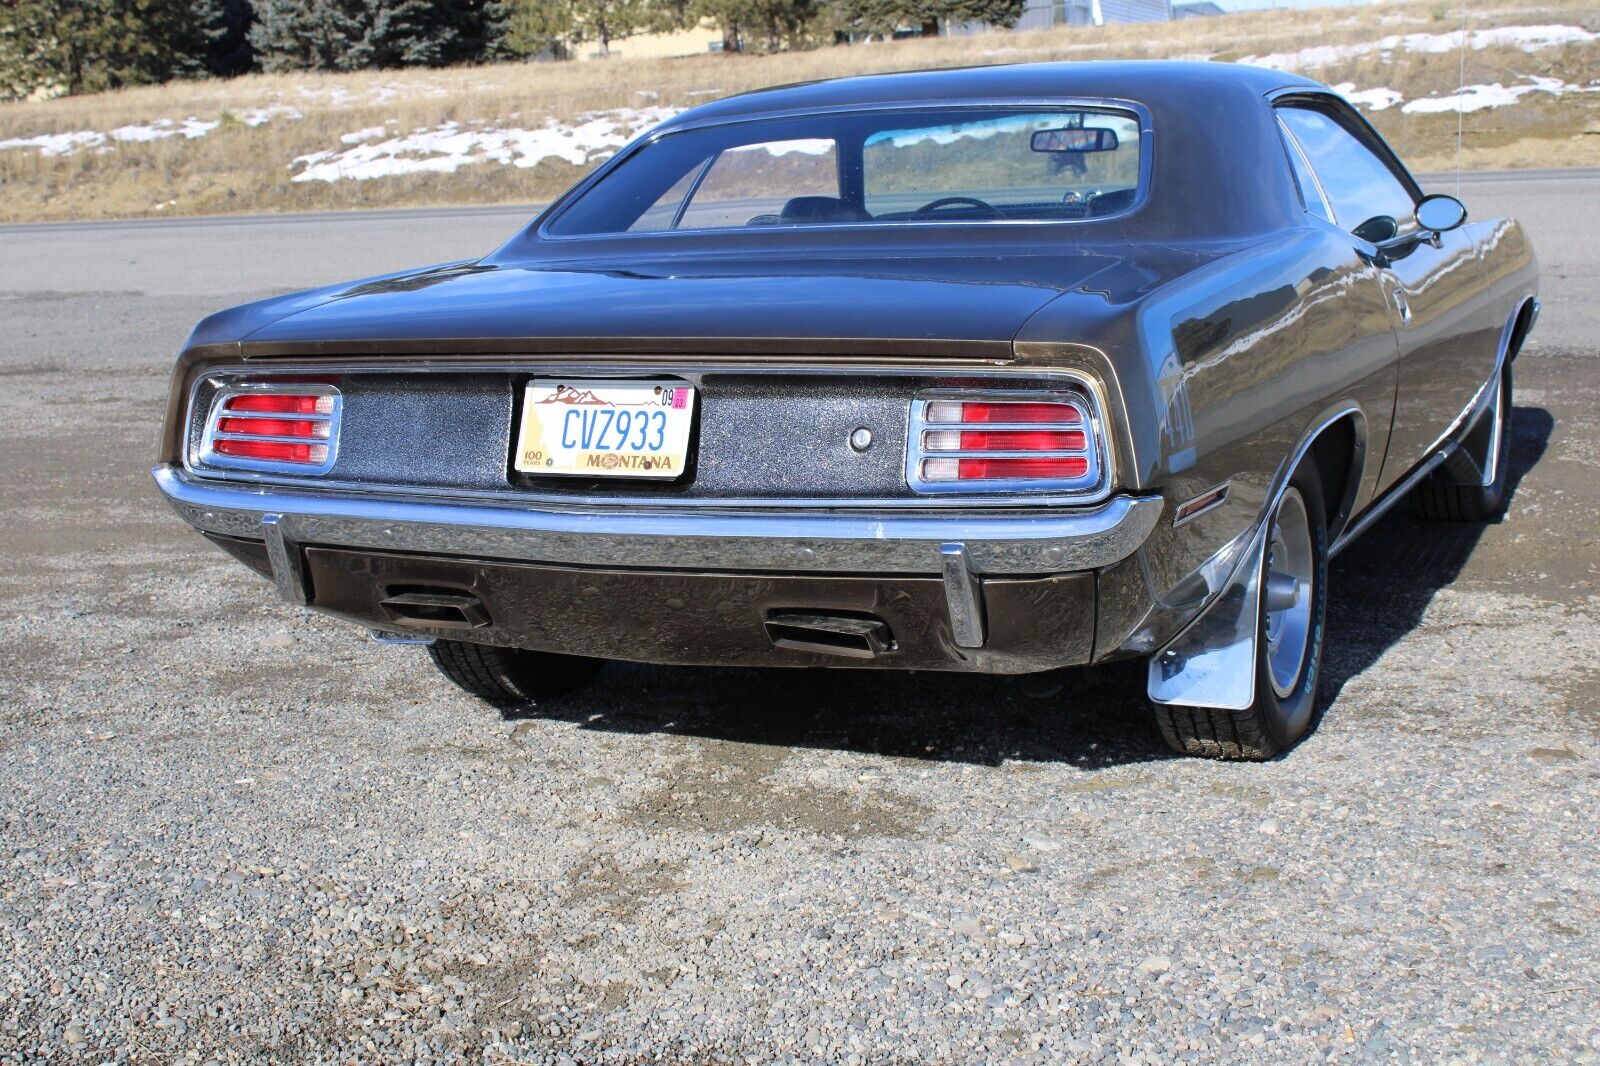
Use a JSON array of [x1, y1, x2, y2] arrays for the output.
[[1, 0, 1596, 222]]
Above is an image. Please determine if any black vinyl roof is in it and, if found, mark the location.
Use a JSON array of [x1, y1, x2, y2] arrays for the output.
[[659, 61, 1322, 129], [583, 61, 1333, 243]]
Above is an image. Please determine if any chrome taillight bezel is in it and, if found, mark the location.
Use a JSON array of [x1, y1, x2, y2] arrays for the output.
[[905, 387, 1109, 498], [193, 380, 343, 477]]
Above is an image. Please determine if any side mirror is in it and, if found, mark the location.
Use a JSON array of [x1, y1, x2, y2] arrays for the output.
[[1352, 215, 1398, 245], [1415, 193, 1467, 234]]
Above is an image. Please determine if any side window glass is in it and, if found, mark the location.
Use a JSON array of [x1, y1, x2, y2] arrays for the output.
[[629, 165, 703, 232], [1277, 117, 1332, 224], [1278, 107, 1415, 236], [675, 138, 841, 230]]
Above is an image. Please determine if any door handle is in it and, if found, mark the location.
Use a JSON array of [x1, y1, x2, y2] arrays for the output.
[[1391, 289, 1412, 324]]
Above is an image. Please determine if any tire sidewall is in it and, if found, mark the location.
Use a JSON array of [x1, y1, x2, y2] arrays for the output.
[[1254, 469, 1329, 750]]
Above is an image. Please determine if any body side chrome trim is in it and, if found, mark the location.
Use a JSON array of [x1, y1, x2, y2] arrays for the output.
[[154, 465, 1162, 577], [1330, 293, 1532, 555], [1329, 448, 1451, 557]]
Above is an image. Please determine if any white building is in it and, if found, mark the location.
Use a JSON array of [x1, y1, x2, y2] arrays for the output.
[[955, 0, 1174, 34]]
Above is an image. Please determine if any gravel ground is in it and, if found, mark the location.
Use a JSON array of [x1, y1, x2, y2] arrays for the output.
[[1, 174, 1597, 1064]]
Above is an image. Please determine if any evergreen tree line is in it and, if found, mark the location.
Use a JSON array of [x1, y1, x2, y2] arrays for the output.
[[0, 0, 1023, 98]]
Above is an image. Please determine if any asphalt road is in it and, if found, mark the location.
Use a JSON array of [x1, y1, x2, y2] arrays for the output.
[[1, 172, 1596, 1062]]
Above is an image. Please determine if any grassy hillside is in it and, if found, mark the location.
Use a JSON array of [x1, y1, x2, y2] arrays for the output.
[[0, 0, 1596, 223]]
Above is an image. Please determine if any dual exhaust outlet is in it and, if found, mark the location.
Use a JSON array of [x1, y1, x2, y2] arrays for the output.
[[373, 588, 901, 660]]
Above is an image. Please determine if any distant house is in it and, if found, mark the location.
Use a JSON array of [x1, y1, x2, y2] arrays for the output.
[[1173, 1, 1226, 17], [952, 0, 1173, 35]]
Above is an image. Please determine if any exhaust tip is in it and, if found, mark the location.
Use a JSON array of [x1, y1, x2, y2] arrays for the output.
[[764, 611, 895, 659], [379, 588, 490, 630]]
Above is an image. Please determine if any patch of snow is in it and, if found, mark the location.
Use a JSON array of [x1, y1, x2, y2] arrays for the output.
[[1400, 76, 1595, 114], [109, 117, 220, 142], [0, 130, 104, 156], [1332, 82, 1404, 111], [339, 125, 390, 144], [0, 105, 301, 157], [238, 105, 302, 127], [292, 107, 681, 184], [685, 89, 723, 97], [1239, 23, 1598, 71]]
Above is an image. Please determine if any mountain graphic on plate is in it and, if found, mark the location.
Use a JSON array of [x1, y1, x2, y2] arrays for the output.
[[539, 385, 608, 405], [538, 384, 655, 406]]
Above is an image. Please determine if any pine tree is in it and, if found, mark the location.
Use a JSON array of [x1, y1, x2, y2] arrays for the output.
[[834, 0, 1022, 36], [565, 0, 661, 58], [693, 0, 818, 53], [249, 0, 509, 72], [0, 0, 208, 97], [248, 0, 366, 72], [500, 0, 571, 58], [196, 0, 256, 76]]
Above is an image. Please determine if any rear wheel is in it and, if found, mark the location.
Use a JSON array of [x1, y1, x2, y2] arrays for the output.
[[1154, 463, 1330, 760], [427, 640, 604, 704], [1413, 366, 1512, 522]]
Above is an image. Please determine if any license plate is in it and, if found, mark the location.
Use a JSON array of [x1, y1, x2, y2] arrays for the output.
[[514, 379, 696, 480]]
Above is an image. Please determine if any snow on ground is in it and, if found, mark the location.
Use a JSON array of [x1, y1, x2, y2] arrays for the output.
[[0, 106, 301, 157], [1239, 23, 1598, 71], [1333, 83, 1404, 111], [1327, 74, 1597, 113], [1400, 76, 1599, 114], [289, 107, 681, 183]]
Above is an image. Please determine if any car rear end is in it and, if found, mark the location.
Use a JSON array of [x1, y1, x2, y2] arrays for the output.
[[156, 358, 1161, 673]]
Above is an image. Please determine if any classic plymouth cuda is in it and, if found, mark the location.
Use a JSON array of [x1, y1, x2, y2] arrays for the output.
[[155, 62, 1539, 759]]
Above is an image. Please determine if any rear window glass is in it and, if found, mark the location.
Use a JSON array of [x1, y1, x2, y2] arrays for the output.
[[546, 106, 1144, 237]]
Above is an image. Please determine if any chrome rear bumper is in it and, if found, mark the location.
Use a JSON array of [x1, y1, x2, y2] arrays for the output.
[[154, 465, 1161, 578]]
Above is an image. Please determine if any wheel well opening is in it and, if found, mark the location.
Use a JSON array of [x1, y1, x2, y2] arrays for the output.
[[1309, 416, 1359, 539]]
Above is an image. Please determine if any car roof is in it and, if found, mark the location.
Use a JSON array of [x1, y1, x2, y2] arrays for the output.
[[657, 60, 1325, 130]]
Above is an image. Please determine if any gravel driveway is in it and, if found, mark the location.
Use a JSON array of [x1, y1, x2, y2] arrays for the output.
[[1, 175, 1596, 1064]]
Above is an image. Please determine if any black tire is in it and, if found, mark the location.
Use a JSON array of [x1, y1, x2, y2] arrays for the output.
[[1153, 461, 1330, 760], [427, 640, 603, 704], [1412, 367, 1512, 523]]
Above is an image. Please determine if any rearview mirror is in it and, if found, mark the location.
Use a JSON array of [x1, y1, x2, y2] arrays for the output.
[[1416, 193, 1467, 234], [1031, 127, 1119, 153]]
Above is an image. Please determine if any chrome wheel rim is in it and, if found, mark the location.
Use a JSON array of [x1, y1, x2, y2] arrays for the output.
[[1264, 488, 1314, 699]]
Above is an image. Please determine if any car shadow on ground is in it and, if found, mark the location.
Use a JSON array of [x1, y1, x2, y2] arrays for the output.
[[1321, 403, 1553, 706], [503, 406, 1553, 769], [508, 655, 1165, 770]]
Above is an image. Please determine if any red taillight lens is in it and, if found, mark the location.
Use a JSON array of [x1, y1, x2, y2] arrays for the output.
[[200, 384, 340, 472], [925, 401, 1083, 425], [923, 429, 1087, 452], [911, 394, 1099, 491], [956, 456, 1089, 479], [216, 417, 330, 439], [213, 438, 329, 464], [225, 393, 335, 415]]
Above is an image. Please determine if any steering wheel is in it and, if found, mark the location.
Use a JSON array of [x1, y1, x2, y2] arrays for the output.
[[910, 196, 1003, 220]]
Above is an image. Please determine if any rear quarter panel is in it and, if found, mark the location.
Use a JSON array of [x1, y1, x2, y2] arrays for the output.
[[1016, 228, 1400, 658]]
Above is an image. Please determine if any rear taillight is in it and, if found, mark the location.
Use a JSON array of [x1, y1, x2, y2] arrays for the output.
[[907, 391, 1103, 495], [197, 383, 341, 475]]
